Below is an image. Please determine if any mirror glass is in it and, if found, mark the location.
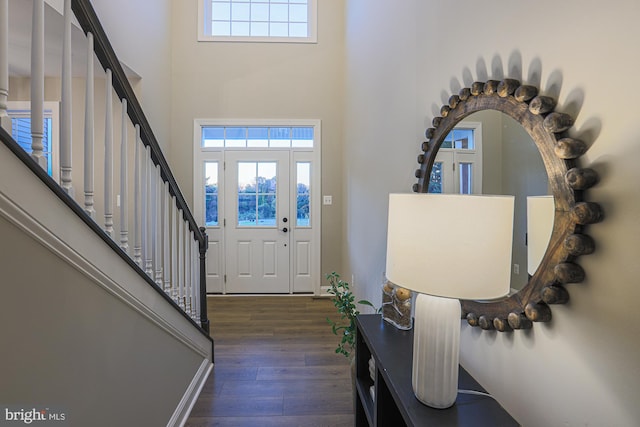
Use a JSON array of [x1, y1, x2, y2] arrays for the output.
[[427, 110, 551, 292]]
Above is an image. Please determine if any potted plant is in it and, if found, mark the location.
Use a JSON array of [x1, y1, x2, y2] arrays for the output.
[[325, 272, 376, 358]]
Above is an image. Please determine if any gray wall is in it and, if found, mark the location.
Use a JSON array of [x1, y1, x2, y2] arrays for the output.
[[344, 0, 640, 425], [0, 142, 211, 426], [0, 215, 201, 425]]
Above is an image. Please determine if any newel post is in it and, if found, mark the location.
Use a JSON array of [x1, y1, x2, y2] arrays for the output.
[[198, 226, 210, 334]]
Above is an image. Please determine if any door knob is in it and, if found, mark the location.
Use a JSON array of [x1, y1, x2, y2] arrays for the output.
[[283, 217, 288, 223], [282, 227, 288, 233]]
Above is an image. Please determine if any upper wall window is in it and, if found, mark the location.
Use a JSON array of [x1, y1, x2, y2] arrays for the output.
[[198, 0, 317, 43]]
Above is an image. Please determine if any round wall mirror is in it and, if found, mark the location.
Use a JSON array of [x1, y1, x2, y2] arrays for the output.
[[413, 79, 603, 331]]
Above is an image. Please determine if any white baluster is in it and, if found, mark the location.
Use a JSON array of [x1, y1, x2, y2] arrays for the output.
[[133, 125, 142, 267], [171, 201, 179, 303], [185, 228, 192, 315], [140, 138, 148, 269], [119, 99, 129, 252], [83, 33, 95, 217], [60, 0, 73, 195], [0, 0, 10, 132], [185, 223, 192, 314], [30, 0, 46, 170], [144, 147, 153, 277], [163, 182, 171, 294], [154, 165, 163, 287], [194, 237, 201, 321], [178, 213, 185, 309], [104, 69, 113, 237], [191, 233, 198, 320], [150, 162, 157, 275]]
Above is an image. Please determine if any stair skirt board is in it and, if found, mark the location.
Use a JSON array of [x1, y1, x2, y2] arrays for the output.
[[0, 142, 212, 360], [0, 185, 212, 359], [0, 142, 214, 425]]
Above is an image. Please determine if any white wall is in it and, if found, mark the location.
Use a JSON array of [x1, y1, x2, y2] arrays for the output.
[[90, 0, 173, 149], [169, 0, 347, 276], [345, 0, 640, 426]]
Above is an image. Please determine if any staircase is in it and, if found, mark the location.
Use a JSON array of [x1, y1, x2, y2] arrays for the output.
[[0, 1, 213, 426]]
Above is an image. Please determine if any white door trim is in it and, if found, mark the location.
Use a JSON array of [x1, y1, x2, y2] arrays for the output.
[[193, 119, 322, 295]]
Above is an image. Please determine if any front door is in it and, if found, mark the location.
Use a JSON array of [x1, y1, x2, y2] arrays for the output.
[[193, 120, 321, 295], [224, 150, 290, 293]]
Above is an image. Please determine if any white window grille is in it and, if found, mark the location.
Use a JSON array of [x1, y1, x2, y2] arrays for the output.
[[198, 0, 317, 43]]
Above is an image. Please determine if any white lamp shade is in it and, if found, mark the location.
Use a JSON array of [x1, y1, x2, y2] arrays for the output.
[[385, 193, 515, 300], [527, 195, 555, 276]]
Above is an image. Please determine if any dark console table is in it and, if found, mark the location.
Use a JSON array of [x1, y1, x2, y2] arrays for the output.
[[355, 314, 519, 426]]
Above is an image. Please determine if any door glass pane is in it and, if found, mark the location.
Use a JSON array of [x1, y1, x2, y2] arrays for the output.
[[226, 127, 247, 147], [247, 127, 269, 147], [291, 127, 314, 147], [202, 126, 314, 148], [459, 162, 473, 194], [204, 162, 219, 226], [441, 128, 475, 150], [453, 129, 474, 149], [237, 161, 277, 227], [441, 134, 453, 149], [296, 162, 310, 227], [257, 162, 277, 226], [258, 194, 277, 226], [238, 194, 257, 224], [428, 162, 443, 193], [238, 162, 256, 193], [269, 127, 291, 147], [202, 126, 224, 147]]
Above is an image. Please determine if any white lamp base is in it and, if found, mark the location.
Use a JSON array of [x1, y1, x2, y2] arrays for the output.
[[412, 293, 461, 409]]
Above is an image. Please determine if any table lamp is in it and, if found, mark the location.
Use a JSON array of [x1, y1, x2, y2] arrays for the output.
[[385, 193, 514, 408]]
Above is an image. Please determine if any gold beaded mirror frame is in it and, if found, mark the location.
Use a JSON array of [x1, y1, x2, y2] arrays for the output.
[[414, 79, 603, 332]]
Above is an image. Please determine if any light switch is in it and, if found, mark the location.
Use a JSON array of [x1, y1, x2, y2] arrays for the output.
[[323, 195, 333, 205]]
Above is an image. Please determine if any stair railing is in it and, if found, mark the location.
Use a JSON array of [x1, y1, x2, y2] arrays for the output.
[[0, 0, 210, 335]]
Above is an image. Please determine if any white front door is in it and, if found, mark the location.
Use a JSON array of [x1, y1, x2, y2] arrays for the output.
[[224, 150, 290, 293], [193, 120, 322, 295]]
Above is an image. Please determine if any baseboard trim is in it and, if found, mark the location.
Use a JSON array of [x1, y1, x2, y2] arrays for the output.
[[169, 358, 213, 427]]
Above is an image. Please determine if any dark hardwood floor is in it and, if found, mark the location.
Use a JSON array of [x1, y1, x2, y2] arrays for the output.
[[185, 296, 354, 427]]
